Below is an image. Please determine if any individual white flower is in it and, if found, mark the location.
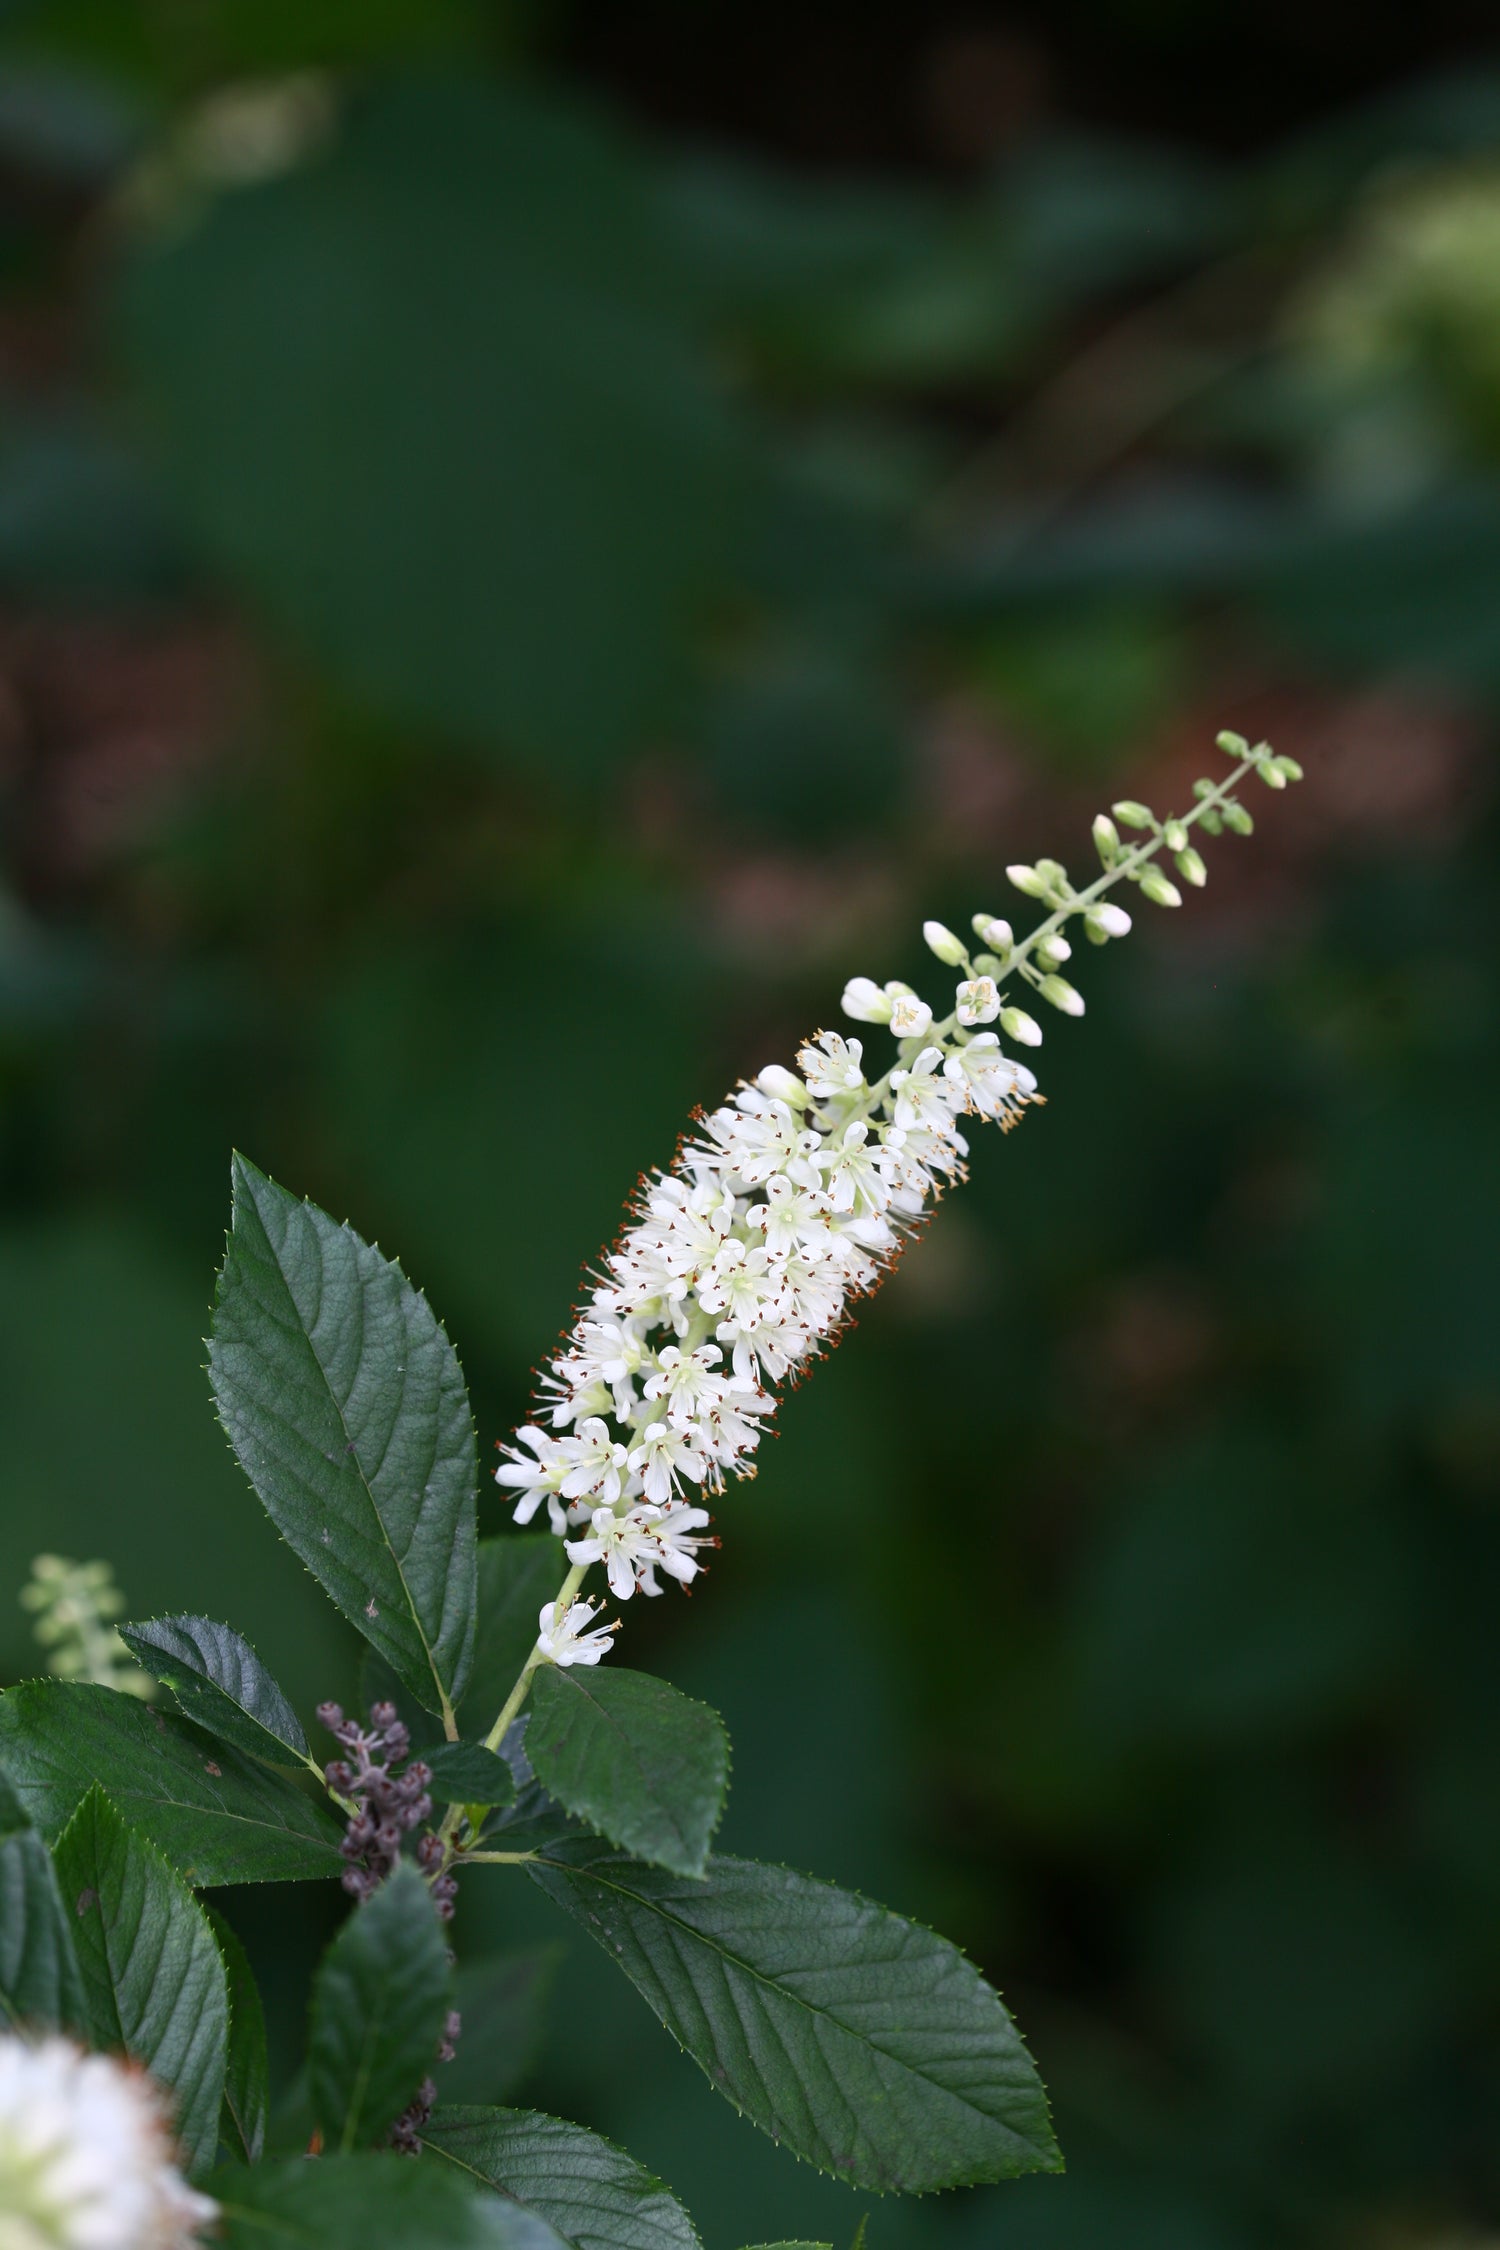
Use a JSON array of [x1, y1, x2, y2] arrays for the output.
[[648, 1502, 717, 1588], [943, 1034, 1039, 1130], [890, 1048, 965, 1136], [550, 1316, 650, 1420], [696, 1237, 778, 1326], [814, 1118, 891, 1217], [715, 1314, 811, 1386], [564, 1504, 666, 1601], [495, 1425, 573, 1532], [0, 2032, 217, 2250], [628, 1421, 709, 1507], [537, 1596, 618, 1666], [840, 976, 891, 1024], [642, 1343, 730, 1427], [557, 1417, 629, 1506], [795, 1031, 866, 1103], [696, 1095, 813, 1189], [888, 990, 934, 1039], [753, 1173, 833, 1257], [955, 975, 1000, 1027]]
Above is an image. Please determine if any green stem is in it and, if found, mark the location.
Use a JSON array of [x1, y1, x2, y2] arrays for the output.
[[482, 1559, 589, 1753]]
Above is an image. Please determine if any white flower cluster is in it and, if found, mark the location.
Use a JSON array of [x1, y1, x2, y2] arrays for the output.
[[0, 2033, 217, 2250], [496, 938, 1040, 1639]]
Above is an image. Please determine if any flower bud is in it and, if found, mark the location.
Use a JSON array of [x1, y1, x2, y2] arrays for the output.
[[1175, 845, 1207, 887], [955, 976, 1000, 1027], [1087, 901, 1132, 939], [1092, 813, 1120, 864], [841, 976, 892, 1023], [1222, 800, 1254, 836], [971, 913, 1013, 953], [1197, 807, 1223, 836], [1035, 934, 1072, 968], [1000, 1005, 1043, 1046], [1271, 754, 1303, 782], [1256, 760, 1287, 789], [922, 919, 967, 966], [889, 991, 933, 1039], [1037, 974, 1085, 1017], [1111, 799, 1155, 829], [972, 951, 1002, 976], [1162, 820, 1187, 852], [1005, 864, 1049, 899], [1138, 867, 1182, 908], [1034, 858, 1067, 889], [757, 1063, 809, 1106], [1216, 730, 1249, 756]]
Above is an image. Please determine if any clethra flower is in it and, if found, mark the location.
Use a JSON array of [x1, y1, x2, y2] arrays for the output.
[[0, 2032, 217, 2250], [537, 1596, 619, 1667]]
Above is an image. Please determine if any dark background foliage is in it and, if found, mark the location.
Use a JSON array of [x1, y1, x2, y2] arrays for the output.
[[1, 4, 1498, 2244]]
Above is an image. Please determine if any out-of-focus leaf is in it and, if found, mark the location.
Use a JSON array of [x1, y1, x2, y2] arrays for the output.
[[0, 1762, 85, 2034], [423, 2104, 702, 2250], [121, 78, 747, 773], [423, 1741, 516, 1809], [309, 1862, 453, 2151], [206, 1905, 270, 2165], [442, 1948, 561, 2107], [458, 1538, 565, 1739], [217, 2151, 568, 2248], [55, 1788, 229, 2178]]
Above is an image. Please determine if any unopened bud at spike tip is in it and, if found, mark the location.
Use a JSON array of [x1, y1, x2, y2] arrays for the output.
[[971, 912, 1013, 952], [1092, 813, 1120, 864], [841, 976, 892, 1024], [1217, 730, 1249, 756], [1005, 864, 1049, 899], [922, 919, 967, 966]]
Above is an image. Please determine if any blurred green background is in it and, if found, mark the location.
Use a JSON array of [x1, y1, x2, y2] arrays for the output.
[[2, 3, 1500, 2244]]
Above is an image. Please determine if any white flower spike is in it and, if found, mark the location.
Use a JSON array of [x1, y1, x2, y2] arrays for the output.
[[0, 2032, 217, 2250]]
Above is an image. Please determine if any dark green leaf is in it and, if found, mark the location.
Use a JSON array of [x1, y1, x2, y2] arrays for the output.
[[54, 1788, 229, 2179], [209, 1154, 478, 1719], [0, 1681, 343, 1885], [119, 1615, 310, 1773], [423, 2105, 702, 2250], [217, 2151, 570, 2249], [0, 1762, 85, 2033], [529, 1846, 1061, 2194], [310, 1861, 453, 2151], [206, 1906, 270, 2164], [528, 1668, 728, 1878], [424, 1742, 516, 1809], [458, 1537, 564, 1734], [737, 2243, 832, 2248], [121, 79, 746, 775], [443, 1948, 561, 2107]]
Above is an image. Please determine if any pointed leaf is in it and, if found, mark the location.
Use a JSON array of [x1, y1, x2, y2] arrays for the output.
[[529, 1846, 1061, 2195], [738, 2243, 832, 2248], [119, 1615, 309, 1773], [310, 1860, 453, 2151], [0, 1681, 343, 1885], [54, 1788, 229, 2179], [206, 1906, 270, 2164], [423, 2104, 702, 2250], [210, 1154, 478, 1717], [217, 2151, 571, 2249], [0, 1763, 85, 2034], [528, 1668, 728, 1878], [458, 1536, 565, 1732], [424, 1741, 517, 1809]]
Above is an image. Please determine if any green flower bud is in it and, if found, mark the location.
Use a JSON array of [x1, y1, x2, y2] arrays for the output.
[[1035, 934, 1072, 969], [1216, 730, 1249, 756], [1222, 800, 1254, 836], [1034, 858, 1068, 889], [1192, 777, 1217, 799], [971, 912, 1013, 952], [1197, 807, 1223, 836], [1092, 813, 1120, 864], [1000, 1005, 1042, 1047], [1111, 799, 1155, 829], [1005, 863, 1050, 899], [1271, 754, 1304, 782], [1037, 974, 1085, 1017], [972, 952, 1002, 976], [1162, 818, 1188, 852], [1257, 761, 1287, 790], [1138, 867, 1182, 908], [1175, 845, 1207, 887], [922, 919, 967, 965]]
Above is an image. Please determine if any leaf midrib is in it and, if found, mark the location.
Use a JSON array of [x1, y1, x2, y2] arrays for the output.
[[547, 1676, 704, 1861]]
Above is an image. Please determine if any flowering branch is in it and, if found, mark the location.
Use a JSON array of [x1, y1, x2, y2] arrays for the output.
[[479, 731, 1302, 1760]]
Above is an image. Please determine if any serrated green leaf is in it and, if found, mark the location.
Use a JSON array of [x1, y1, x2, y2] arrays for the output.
[[54, 1788, 228, 2179], [527, 1668, 728, 1878], [209, 1154, 478, 1719], [120, 1615, 310, 1773], [0, 1681, 343, 1885], [458, 1537, 565, 1734], [443, 1948, 561, 2107], [737, 2242, 832, 2248], [0, 1763, 85, 2034], [528, 1846, 1061, 2194], [423, 2104, 702, 2250], [206, 1906, 269, 2164], [424, 1741, 517, 1808], [216, 2151, 570, 2248], [310, 1861, 453, 2151]]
